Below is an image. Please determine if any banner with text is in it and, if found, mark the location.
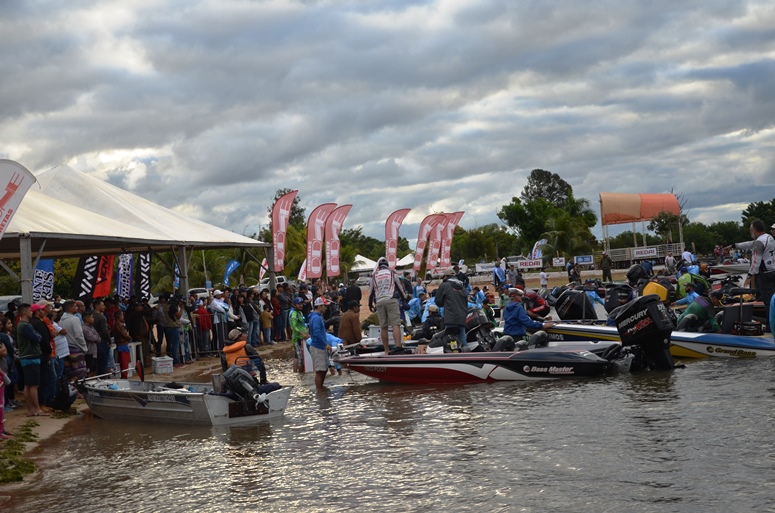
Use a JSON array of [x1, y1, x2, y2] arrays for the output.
[[92, 255, 115, 298], [426, 214, 449, 270], [272, 190, 298, 272], [135, 253, 151, 299], [412, 214, 443, 272], [306, 203, 337, 279], [553, 257, 565, 267], [116, 254, 134, 299], [71, 255, 99, 300], [0, 160, 37, 241], [384, 208, 411, 270], [632, 247, 658, 258], [440, 211, 465, 268], [223, 259, 240, 286], [517, 259, 543, 270], [574, 255, 593, 265], [32, 259, 54, 302], [325, 204, 352, 277]]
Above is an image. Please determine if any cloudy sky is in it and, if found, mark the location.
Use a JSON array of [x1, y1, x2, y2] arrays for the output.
[[2, 0, 775, 245]]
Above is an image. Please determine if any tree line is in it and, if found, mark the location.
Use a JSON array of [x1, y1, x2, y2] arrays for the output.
[[1, 183, 773, 296]]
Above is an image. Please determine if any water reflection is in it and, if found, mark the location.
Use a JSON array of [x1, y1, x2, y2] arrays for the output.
[[3, 357, 775, 513]]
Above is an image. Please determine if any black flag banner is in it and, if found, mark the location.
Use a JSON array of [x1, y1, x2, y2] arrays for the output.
[[71, 255, 99, 300], [135, 252, 151, 299]]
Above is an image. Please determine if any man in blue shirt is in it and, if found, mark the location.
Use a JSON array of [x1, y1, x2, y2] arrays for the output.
[[308, 297, 331, 390], [471, 287, 485, 308], [503, 288, 555, 339], [492, 261, 506, 288], [672, 282, 699, 307], [406, 292, 426, 327]]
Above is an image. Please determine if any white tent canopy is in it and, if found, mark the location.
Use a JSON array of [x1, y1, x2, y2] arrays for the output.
[[352, 254, 377, 273], [1, 163, 268, 300], [395, 253, 415, 268], [34, 165, 267, 250]]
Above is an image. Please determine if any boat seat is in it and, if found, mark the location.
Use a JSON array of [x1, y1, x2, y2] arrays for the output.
[[727, 287, 757, 297], [721, 303, 753, 334]]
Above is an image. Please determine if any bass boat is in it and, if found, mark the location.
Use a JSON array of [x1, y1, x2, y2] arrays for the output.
[[337, 295, 675, 384]]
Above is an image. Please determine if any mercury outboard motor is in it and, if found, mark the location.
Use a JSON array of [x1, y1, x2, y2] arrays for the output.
[[555, 289, 597, 321], [223, 365, 266, 406], [626, 264, 649, 286], [604, 284, 635, 314], [614, 294, 675, 371], [465, 307, 497, 351]]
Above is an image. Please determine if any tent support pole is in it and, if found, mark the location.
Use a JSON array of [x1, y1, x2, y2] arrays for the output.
[[178, 247, 189, 295], [20, 236, 33, 303], [31, 239, 47, 271]]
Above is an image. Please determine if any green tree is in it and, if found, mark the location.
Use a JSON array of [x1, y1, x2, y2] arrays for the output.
[[647, 211, 688, 243], [520, 169, 572, 208], [741, 199, 775, 226], [497, 196, 556, 249], [708, 221, 746, 245], [540, 211, 595, 262]]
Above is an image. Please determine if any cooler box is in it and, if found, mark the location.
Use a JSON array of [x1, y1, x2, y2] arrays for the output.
[[368, 325, 395, 345], [152, 356, 174, 374]]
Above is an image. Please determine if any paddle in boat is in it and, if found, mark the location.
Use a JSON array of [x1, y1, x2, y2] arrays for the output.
[[78, 363, 291, 426]]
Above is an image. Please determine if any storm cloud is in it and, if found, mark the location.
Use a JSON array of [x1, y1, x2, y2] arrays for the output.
[[2, 0, 774, 242]]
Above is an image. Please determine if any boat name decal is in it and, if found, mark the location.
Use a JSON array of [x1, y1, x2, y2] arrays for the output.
[[547, 333, 565, 341], [706, 346, 756, 357], [523, 365, 575, 375], [363, 366, 386, 373]]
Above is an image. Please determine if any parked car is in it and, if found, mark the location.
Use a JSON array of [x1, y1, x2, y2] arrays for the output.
[[0, 295, 22, 313], [355, 275, 371, 287], [188, 287, 210, 299], [256, 275, 289, 293]]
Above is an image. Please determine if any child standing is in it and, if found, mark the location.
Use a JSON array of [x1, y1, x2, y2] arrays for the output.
[[260, 304, 275, 346]]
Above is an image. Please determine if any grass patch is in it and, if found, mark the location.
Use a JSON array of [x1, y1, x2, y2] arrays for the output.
[[0, 420, 40, 484]]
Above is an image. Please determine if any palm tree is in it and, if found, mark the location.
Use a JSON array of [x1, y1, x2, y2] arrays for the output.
[[540, 211, 594, 262]]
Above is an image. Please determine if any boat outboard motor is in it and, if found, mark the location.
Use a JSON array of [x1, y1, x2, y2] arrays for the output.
[[223, 365, 266, 405], [614, 294, 675, 371], [465, 307, 496, 351], [626, 264, 648, 286], [604, 284, 634, 314], [555, 289, 598, 321]]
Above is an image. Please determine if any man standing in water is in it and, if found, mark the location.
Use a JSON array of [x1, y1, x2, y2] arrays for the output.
[[308, 297, 332, 390]]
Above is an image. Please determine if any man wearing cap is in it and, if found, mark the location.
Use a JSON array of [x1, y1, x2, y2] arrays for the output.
[[503, 288, 555, 340], [223, 328, 268, 383], [600, 252, 613, 282], [435, 268, 469, 350], [338, 301, 362, 346], [672, 282, 698, 307], [420, 303, 444, 339], [368, 257, 407, 354], [290, 297, 308, 373], [309, 297, 332, 389], [724, 220, 775, 308]]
